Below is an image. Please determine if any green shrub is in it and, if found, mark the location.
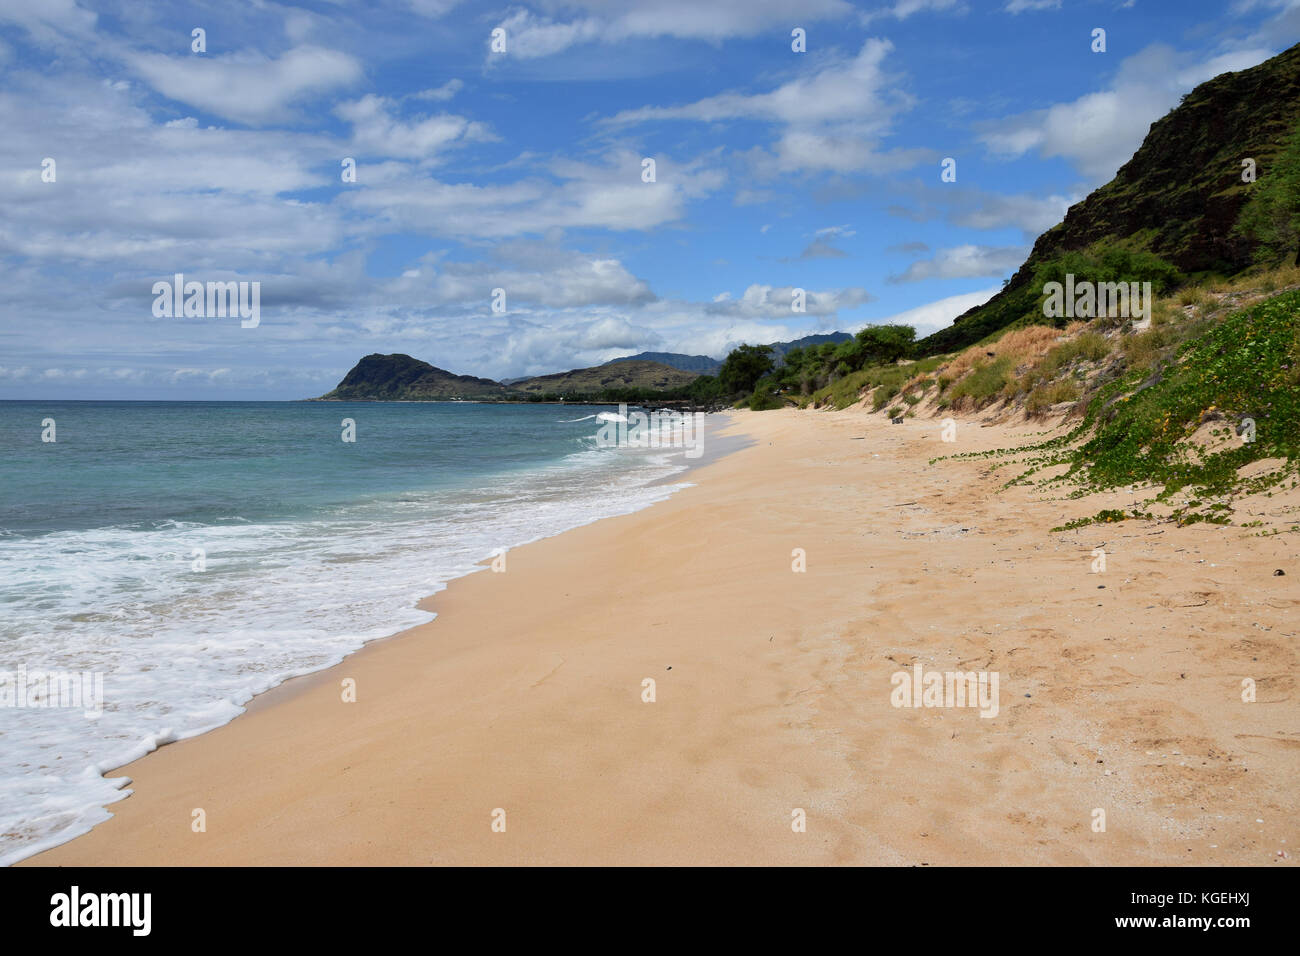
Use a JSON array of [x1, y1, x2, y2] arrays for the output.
[[948, 356, 1014, 406], [1000, 288, 1300, 523], [1025, 379, 1081, 414], [747, 385, 784, 411]]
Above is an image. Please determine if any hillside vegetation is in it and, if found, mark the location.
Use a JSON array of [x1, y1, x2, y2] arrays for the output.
[[315, 353, 515, 401], [917, 42, 1300, 356], [509, 359, 698, 396], [702, 45, 1300, 528], [876, 265, 1300, 529]]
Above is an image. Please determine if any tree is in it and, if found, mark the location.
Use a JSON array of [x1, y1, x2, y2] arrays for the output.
[[686, 374, 724, 402], [854, 324, 916, 365], [717, 344, 774, 395]]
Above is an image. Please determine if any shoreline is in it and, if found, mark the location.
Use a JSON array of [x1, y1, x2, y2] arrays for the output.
[[233, 415, 750, 721], [3, 416, 736, 867], [23, 408, 1298, 866]]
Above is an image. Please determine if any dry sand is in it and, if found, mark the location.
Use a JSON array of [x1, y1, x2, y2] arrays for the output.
[[25, 409, 1298, 865]]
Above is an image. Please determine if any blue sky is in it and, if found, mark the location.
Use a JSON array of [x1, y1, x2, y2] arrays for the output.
[[0, 0, 1296, 399]]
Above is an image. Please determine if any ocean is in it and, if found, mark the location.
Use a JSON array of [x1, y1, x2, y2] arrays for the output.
[[0, 400, 709, 864]]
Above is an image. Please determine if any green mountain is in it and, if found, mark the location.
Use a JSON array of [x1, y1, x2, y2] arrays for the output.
[[919, 42, 1300, 356], [315, 354, 702, 401], [315, 353, 517, 401], [510, 360, 698, 395], [600, 335, 854, 375], [604, 351, 722, 374]]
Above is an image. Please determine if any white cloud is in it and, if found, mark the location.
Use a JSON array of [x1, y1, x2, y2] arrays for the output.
[[407, 0, 464, 16], [490, 10, 603, 59], [889, 245, 1025, 282], [705, 283, 873, 318], [605, 39, 928, 173], [485, 313, 667, 378], [490, 0, 855, 59], [850, 286, 1001, 337], [0, 75, 345, 269], [608, 39, 900, 128], [1004, 0, 1060, 13], [980, 44, 1276, 181], [0, 0, 97, 46], [412, 79, 464, 101], [861, 0, 962, 24], [569, 316, 648, 349], [129, 45, 363, 125], [1234, 0, 1300, 44], [392, 243, 658, 308], [342, 148, 724, 237], [336, 94, 494, 160], [951, 193, 1072, 234]]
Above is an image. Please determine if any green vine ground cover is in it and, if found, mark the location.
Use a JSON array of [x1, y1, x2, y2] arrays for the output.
[[930, 289, 1300, 529]]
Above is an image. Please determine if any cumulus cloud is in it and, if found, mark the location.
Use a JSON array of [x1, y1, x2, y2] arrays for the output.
[[888, 245, 1025, 283], [706, 284, 873, 318], [393, 243, 659, 309], [412, 79, 464, 101], [341, 148, 724, 237], [887, 186, 1074, 240], [129, 45, 364, 125], [336, 94, 494, 160], [1233, 0, 1300, 45], [849, 286, 1001, 338], [0, 0, 97, 46], [489, 0, 855, 59], [604, 39, 930, 174], [0, 73, 348, 270], [483, 312, 668, 378], [979, 44, 1275, 181]]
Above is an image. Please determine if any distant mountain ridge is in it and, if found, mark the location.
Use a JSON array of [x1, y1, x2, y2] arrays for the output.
[[600, 334, 853, 375], [509, 359, 698, 394], [314, 354, 515, 401], [316, 333, 857, 401], [767, 333, 852, 365], [314, 354, 698, 401], [603, 351, 721, 374]]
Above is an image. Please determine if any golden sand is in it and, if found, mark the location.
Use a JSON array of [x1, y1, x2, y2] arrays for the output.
[[26, 409, 1297, 865]]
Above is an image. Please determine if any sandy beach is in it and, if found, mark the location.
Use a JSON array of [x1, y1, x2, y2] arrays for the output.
[[25, 408, 1297, 866]]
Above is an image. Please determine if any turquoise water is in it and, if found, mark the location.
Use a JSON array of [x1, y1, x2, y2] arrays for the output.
[[0, 400, 705, 864], [1, 401, 638, 531]]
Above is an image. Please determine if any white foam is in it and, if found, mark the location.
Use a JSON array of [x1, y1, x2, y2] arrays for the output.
[[0, 437, 701, 865]]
